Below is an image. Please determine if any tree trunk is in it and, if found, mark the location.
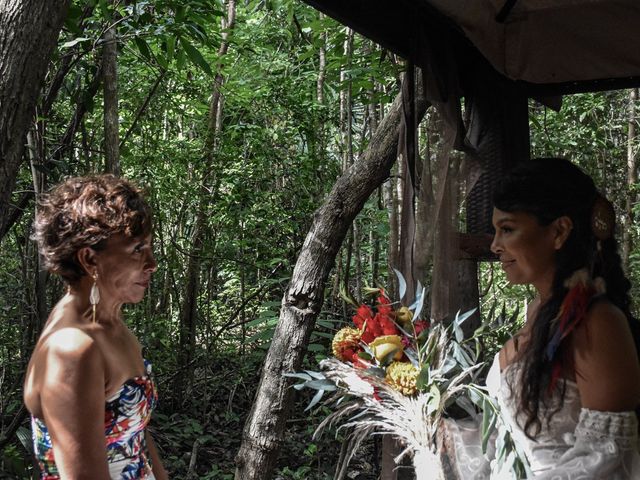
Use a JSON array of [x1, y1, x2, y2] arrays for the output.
[[103, 25, 120, 175], [0, 0, 70, 241], [316, 13, 326, 105], [28, 127, 48, 333], [623, 87, 638, 271], [0, 57, 103, 240], [234, 71, 428, 480], [173, 0, 236, 406]]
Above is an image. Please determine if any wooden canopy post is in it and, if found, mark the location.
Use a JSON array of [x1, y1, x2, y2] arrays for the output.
[[430, 75, 530, 341]]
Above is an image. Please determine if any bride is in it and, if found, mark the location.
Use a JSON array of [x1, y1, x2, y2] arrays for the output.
[[448, 158, 640, 478]]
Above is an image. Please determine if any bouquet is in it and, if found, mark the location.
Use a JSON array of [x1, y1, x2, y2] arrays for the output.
[[287, 271, 486, 479]]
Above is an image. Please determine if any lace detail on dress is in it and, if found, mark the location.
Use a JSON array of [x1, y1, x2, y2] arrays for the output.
[[535, 409, 640, 479], [32, 360, 158, 480], [447, 354, 640, 479]]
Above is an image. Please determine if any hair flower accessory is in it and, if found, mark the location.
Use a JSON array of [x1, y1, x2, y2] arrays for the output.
[[546, 268, 606, 393]]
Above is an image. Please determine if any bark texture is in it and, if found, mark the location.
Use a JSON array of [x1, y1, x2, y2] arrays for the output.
[[0, 0, 70, 238], [623, 87, 638, 270], [235, 74, 428, 480]]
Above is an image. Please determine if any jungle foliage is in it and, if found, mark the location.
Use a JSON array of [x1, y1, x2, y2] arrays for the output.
[[0, 0, 638, 478]]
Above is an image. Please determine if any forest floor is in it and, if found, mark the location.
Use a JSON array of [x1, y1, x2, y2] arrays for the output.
[[151, 349, 383, 479]]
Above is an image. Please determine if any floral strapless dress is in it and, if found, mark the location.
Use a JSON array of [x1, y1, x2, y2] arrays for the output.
[[31, 360, 158, 479]]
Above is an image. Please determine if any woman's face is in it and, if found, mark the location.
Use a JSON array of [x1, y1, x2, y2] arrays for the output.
[[491, 208, 558, 294], [93, 233, 157, 306]]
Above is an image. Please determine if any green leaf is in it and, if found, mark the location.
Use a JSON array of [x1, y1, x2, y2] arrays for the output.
[[134, 37, 153, 61], [416, 364, 430, 390], [166, 36, 176, 62], [427, 384, 441, 415], [481, 397, 497, 453], [180, 37, 212, 75], [357, 351, 372, 361]]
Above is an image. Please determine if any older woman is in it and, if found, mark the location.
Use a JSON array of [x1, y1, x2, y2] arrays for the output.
[[23, 175, 167, 479], [448, 158, 640, 479]]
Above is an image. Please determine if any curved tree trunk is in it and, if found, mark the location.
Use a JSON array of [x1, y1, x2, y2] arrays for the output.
[[0, 0, 70, 240], [234, 71, 428, 480]]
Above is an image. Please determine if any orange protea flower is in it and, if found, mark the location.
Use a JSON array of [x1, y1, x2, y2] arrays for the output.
[[385, 361, 419, 395], [332, 327, 362, 361]]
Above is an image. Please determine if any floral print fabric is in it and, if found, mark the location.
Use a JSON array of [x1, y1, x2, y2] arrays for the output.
[[31, 360, 158, 479]]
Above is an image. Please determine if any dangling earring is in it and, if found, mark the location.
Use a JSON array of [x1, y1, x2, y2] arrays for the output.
[[90, 273, 100, 323]]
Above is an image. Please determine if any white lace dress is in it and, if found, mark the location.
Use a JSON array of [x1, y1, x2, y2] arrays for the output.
[[446, 353, 640, 479]]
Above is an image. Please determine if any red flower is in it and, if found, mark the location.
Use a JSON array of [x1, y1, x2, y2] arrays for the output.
[[352, 305, 374, 330], [376, 294, 398, 336], [413, 320, 430, 336]]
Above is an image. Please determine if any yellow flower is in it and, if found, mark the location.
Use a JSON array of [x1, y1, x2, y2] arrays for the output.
[[396, 306, 414, 328], [332, 327, 362, 361], [386, 361, 419, 395], [369, 335, 403, 362]]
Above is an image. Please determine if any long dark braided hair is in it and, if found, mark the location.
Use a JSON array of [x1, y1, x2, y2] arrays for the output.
[[493, 157, 640, 438]]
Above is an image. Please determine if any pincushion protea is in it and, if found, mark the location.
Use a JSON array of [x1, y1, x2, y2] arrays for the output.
[[331, 327, 362, 362]]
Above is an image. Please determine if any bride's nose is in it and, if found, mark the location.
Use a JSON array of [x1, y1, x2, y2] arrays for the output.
[[490, 234, 503, 255]]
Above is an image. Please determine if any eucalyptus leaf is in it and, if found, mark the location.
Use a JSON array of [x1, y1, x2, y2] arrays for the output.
[[403, 347, 419, 368], [357, 351, 372, 361], [283, 372, 312, 382], [392, 268, 407, 301], [412, 281, 426, 320], [304, 379, 337, 391], [481, 397, 497, 453], [440, 355, 457, 375], [304, 389, 325, 412], [304, 370, 326, 380], [455, 308, 477, 327], [455, 396, 477, 417]]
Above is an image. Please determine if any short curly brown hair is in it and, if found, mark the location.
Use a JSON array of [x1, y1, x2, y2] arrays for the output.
[[33, 174, 153, 283]]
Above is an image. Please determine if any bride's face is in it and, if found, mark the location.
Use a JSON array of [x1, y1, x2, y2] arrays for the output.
[[490, 208, 558, 293]]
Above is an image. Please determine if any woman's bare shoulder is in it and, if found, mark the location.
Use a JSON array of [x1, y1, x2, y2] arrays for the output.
[[570, 299, 640, 410]]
